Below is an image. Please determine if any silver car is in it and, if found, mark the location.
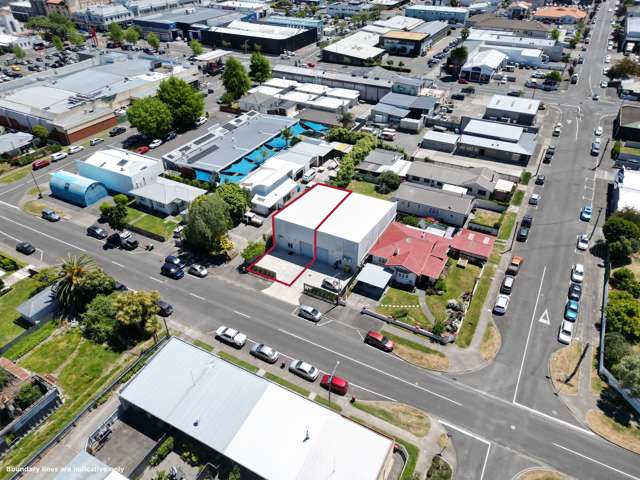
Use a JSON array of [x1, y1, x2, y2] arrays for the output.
[[188, 264, 208, 277], [289, 360, 319, 382], [298, 305, 321, 322], [250, 343, 279, 364]]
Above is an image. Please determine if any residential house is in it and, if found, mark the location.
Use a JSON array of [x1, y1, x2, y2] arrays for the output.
[[240, 157, 300, 215], [356, 149, 411, 182], [406, 162, 498, 199], [393, 182, 475, 227]]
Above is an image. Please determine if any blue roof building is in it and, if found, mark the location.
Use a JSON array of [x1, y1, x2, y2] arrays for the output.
[[50, 171, 108, 207]]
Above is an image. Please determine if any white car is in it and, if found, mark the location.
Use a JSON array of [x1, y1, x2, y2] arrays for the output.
[[114, 107, 127, 115], [605, 55, 611, 64], [149, 139, 162, 149], [68, 145, 84, 154], [608, 8, 613, 12], [529, 193, 540, 205], [195, 116, 207, 126], [577, 234, 589, 251], [571, 263, 585, 283], [493, 294, 510, 315], [289, 360, 320, 381], [216, 326, 247, 348], [603, 67, 609, 75], [595, 126, 603, 136], [50, 151, 67, 162], [601, 79, 608, 88], [558, 320, 574, 345], [608, 44, 613, 50]]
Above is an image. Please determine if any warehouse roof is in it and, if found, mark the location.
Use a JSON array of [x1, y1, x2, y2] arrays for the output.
[[272, 65, 393, 88], [462, 49, 507, 69], [0, 131, 32, 153], [323, 31, 386, 60], [210, 20, 304, 39], [406, 5, 468, 13], [131, 177, 206, 205], [463, 119, 523, 141], [374, 15, 424, 31], [372, 102, 411, 118], [394, 183, 474, 215], [120, 337, 393, 480], [382, 30, 429, 41], [380, 92, 437, 111], [459, 133, 536, 155], [411, 20, 449, 36], [55, 451, 127, 480], [487, 94, 540, 115], [82, 149, 160, 176], [421, 130, 460, 145], [470, 14, 551, 32]]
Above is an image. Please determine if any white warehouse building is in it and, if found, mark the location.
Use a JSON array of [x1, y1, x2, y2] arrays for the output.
[[273, 184, 396, 268]]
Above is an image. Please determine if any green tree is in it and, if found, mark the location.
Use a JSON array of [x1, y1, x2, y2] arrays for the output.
[[156, 77, 204, 130], [127, 97, 173, 139], [124, 26, 140, 46], [241, 241, 265, 262], [55, 254, 98, 314], [147, 32, 160, 50], [460, 27, 469, 41], [228, 466, 241, 480], [604, 331, 631, 371], [52, 35, 64, 52], [69, 29, 85, 46], [339, 111, 354, 128], [114, 290, 160, 339], [281, 127, 293, 148], [448, 46, 468, 73], [603, 216, 640, 243], [610, 238, 634, 266], [77, 269, 116, 310], [190, 39, 204, 56], [614, 207, 640, 226], [102, 195, 129, 231], [611, 268, 638, 294], [616, 353, 640, 396], [27, 13, 75, 40], [607, 57, 640, 79], [12, 45, 25, 60], [31, 125, 49, 145], [249, 51, 272, 83], [108, 23, 124, 45], [551, 28, 560, 41], [606, 290, 640, 342], [222, 57, 251, 101], [216, 183, 250, 224], [545, 71, 562, 83], [15, 383, 43, 410], [184, 194, 231, 252], [82, 293, 118, 344], [378, 171, 401, 191]]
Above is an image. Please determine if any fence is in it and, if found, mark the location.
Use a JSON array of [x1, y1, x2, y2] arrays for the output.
[[361, 308, 455, 344], [128, 432, 168, 480], [9, 336, 169, 479], [598, 249, 640, 417], [0, 317, 55, 357]]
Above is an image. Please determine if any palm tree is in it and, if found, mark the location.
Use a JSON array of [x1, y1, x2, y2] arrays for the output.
[[339, 111, 354, 129], [282, 127, 293, 148], [55, 254, 97, 314]]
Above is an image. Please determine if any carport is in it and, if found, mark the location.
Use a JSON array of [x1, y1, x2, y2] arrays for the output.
[[354, 264, 392, 299]]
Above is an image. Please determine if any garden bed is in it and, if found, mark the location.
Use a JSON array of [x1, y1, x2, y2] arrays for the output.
[[425, 261, 480, 327], [126, 206, 179, 241]]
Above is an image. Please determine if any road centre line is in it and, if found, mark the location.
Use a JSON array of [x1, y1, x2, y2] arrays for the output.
[[146, 275, 163, 284], [111, 260, 124, 268], [513, 265, 547, 403], [190, 292, 205, 301], [0, 200, 18, 209], [0, 228, 22, 243], [234, 310, 251, 319], [277, 327, 463, 407], [0, 215, 86, 252], [552, 443, 640, 480]]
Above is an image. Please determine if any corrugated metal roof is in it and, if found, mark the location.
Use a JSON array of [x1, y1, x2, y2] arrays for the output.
[[487, 94, 540, 115], [463, 119, 523, 141], [394, 182, 474, 214]]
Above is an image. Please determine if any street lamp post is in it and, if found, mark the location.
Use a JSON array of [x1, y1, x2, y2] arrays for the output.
[[30, 170, 42, 199], [328, 360, 340, 407]]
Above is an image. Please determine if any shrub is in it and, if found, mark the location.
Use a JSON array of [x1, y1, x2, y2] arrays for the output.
[[611, 268, 640, 296], [149, 436, 174, 467], [398, 215, 420, 227], [15, 383, 43, 410], [432, 321, 446, 336], [435, 278, 447, 293], [604, 331, 630, 372], [378, 171, 401, 191]]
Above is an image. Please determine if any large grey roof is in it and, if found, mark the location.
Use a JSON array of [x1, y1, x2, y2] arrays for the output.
[[408, 162, 496, 191], [380, 92, 437, 111], [394, 182, 474, 214], [55, 452, 125, 480], [372, 102, 410, 118], [463, 119, 523, 141], [487, 94, 540, 115], [0, 131, 32, 153], [459, 132, 536, 155], [130, 177, 206, 204], [272, 64, 393, 88], [411, 20, 449, 35]]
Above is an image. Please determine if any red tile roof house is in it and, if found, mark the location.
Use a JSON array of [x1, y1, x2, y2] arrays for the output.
[[369, 222, 452, 287], [450, 228, 496, 264]]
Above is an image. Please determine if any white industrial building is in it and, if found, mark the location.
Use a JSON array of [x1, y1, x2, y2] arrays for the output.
[[274, 184, 396, 267], [460, 49, 507, 82], [240, 157, 300, 215], [485, 94, 540, 125]]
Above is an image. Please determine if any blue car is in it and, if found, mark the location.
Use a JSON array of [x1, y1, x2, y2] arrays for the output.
[[161, 263, 184, 279], [580, 204, 593, 221], [564, 300, 579, 322]]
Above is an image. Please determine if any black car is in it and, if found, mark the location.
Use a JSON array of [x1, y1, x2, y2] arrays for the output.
[[535, 175, 546, 186], [451, 93, 465, 100], [106, 232, 139, 250], [516, 226, 530, 242], [521, 215, 533, 228], [165, 255, 186, 269], [109, 127, 126, 137], [156, 299, 173, 317], [569, 283, 582, 301], [87, 225, 108, 239], [507, 91, 522, 97], [123, 134, 146, 149], [164, 131, 177, 141], [16, 241, 35, 255], [114, 281, 128, 291], [161, 263, 184, 279]]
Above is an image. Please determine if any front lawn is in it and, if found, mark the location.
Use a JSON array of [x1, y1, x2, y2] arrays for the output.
[[457, 263, 496, 348], [497, 212, 516, 241], [0, 277, 43, 347], [347, 180, 392, 200], [472, 209, 501, 229], [0, 165, 30, 185], [377, 287, 430, 328], [511, 190, 524, 206], [126, 206, 179, 240], [425, 261, 481, 324]]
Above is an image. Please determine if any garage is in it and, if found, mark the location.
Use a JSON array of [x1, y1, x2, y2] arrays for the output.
[[317, 247, 329, 263], [301, 241, 314, 257]]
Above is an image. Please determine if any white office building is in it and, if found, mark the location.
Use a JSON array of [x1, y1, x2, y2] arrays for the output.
[[240, 157, 300, 215]]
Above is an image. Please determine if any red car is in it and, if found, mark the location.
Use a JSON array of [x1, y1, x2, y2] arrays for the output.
[[458, 78, 469, 84], [136, 145, 150, 154], [32, 159, 50, 170], [364, 330, 394, 352], [320, 374, 349, 395]]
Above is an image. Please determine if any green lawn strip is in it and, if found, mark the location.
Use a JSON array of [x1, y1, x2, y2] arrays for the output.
[[0, 165, 30, 185], [3, 321, 57, 361], [520, 171, 532, 186], [314, 395, 343, 412], [353, 402, 396, 424], [192, 339, 214, 352], [264, 372, 311, 397], [472, 210, 501, 228], [0, 251, 25, 270], [125, 206, 145, 224], [380, 330, 444, 357], [456, 263, 496, 348], [377, 287, 430, 328], [511, 190, 524, 206], [348, 416, 419, 480], [126, 206, 178, 239], [0, 278, 42, 347], [217, 351, 259, 373], [497, 212, 516, 241], [20, 330, 82, 373], [425, 261, 481, 323], [347, 180, 391, 200]]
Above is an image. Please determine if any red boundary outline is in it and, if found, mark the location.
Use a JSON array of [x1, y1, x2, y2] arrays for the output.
[[247, 183, 352, 286]]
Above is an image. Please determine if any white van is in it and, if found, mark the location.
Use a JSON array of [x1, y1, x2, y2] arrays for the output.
[[380, 129, 396, 140], [302, 168, 317, 184]]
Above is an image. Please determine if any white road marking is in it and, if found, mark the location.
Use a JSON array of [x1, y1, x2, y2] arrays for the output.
[[0, 201, 18, 209], [111, 260, 124, 268], [480, 442, 492, 480], [277, 327, 463, 407], [538, 309, 550, 325], [514, 401, 595, 436], [513, 264, 547, 403], [349, 382, 397, 401], [552, 443, 640, 480], [234, 310, 250, 319], [0, 228, 22, 243], [317, 319, 333, 327], [147, 275, 163, 284], [0, 215, 86, 252], [189, 292, 205, 301], [440, 420, 492, 480]]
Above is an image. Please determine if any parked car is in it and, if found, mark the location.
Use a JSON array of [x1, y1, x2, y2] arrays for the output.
[[165, 255, 186, 269], [107, 231, 138, 250], [529, 193, 540, 206], [32, 159, 50, 170], [299, 305, 322, 322], [161, 262, 184, 279], [506, 255, 524, 275], [87, 225, 108, 239], [136, 145, 150, 154], [592, 141, 601, 155], [188, 264, 208, 277], [68, 145, 84, 154], [564, 300, 579, 322], [493, 294, 510, 315], [364, 330, 394, 352], [500, 275, 515, 294], [89, 138, 103, 146], [535, 175, 546, 185], [165, 131, 177, 141], [558, 320, 574, 345], [577, 234, 589, 251], [41, 208, 60, 222], [250, 343, 279, 363], [571, 263, 585, 283], [195, 116, 207, 126], [568, 282, 582, 301], [580, 204, 593, 221], [156, 299, 173, 317], [51, 151, 67, 162], [320, 374, 349, 395], [149, 139, 162, 149], [516, 226, 530, 242], [594, 126, 603, 136], [552, 126, 561, 137], [16, 241, 35, 255], [216, 326, 247, 348], [521, 215, 533, 228], [109, 126, 126, 137], [302, 168, 317, 184], [289, 360, 320, 381]]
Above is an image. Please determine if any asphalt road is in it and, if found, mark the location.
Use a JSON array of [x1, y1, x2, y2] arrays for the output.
[[0, 3, 637, 478]]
